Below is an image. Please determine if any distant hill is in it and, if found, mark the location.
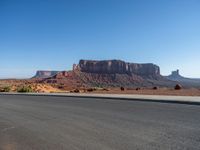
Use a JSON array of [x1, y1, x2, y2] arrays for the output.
[[166, 70, 200, 87], [33, 71, 59, 78]]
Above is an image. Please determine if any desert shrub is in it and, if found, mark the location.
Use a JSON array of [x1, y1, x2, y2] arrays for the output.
[[136, 87, 141, 91], [17, 86, 33, 93], [58, 85, 64, 89], [74, 89, 80, 93], [153, 86, 159, 90], [120, 87, 125, 91], [103, 88, 109, 91], [70, 89, 80, 93], [0, 86, 11, 92], [174, 84, 182, 90], [87, 88, 94, 92]]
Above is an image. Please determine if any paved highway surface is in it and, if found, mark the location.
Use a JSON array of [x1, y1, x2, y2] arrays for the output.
[[0, 95, 200, 150]]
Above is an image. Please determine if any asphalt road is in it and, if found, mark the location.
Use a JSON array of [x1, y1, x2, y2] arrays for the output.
[[0, 95, 200, 150]]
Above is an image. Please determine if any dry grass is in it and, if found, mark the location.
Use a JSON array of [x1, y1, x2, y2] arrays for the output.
[[1, 79, 200, 96]]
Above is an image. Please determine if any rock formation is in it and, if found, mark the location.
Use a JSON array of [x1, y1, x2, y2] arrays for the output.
[[166, 69, 200, 82], [43, 59, 174, 88], [79, 59, 160, 77], [166, 70, 184, 80], [166, 69, 200, 87], [33, 71, 59, 78]]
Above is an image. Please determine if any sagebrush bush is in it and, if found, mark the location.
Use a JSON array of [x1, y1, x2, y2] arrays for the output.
[[17, 86, 33, 93], [0, 86, 11, 92]]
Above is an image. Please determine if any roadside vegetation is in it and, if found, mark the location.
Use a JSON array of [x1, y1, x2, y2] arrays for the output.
[[17, 86, 33, 93], [0, 86, 11, 92]]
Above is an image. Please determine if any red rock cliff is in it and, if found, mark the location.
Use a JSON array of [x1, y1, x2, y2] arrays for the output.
[[79, 60, 160, 77]]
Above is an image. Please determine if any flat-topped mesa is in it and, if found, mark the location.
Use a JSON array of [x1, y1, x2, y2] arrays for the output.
[[79, 59, 160, 76], [33, 71, 59, 78]]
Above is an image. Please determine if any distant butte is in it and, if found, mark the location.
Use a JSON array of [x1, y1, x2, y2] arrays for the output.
[[79, 59, 160, 77], [166, 69, 200, 87], [33, 71, 59, 78], [40, 59, 175, 88]]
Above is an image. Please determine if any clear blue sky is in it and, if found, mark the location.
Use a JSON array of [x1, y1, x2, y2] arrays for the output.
[[0, 0, 200, 78]]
